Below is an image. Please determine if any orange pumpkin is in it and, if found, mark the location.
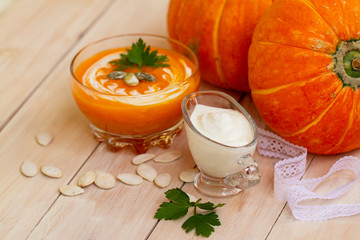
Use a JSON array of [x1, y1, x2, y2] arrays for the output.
[[249, 0, 360, 154], [168, 0, 272, 91]]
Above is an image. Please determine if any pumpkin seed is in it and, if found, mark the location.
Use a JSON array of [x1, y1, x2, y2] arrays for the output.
[[40, 165, 62, 178], [132, 153, 155, 165], [179, 169, 198, 183], [154, 150, 182, 163], [20, 161, 38, 177], [154, 173, 172, 188], [136, 164, 157, 182], [59, 185, 85, 196], [135, 72, 156, 82], [107, 71, 127, 80], [35, 132, 53, 146], [124, 73, 139, 86], [94, 171, 115, 189], [117, 173, 143, 186], [77, 171, 96, 187]]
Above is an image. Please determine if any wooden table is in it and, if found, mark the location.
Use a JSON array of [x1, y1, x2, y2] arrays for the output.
[[1, 1, 360, 239]]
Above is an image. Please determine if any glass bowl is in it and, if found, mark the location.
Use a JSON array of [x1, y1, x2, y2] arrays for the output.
[[70, 34, 200, 153]]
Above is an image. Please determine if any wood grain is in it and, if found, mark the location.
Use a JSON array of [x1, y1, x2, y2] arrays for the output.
[[0, 0, 112, 129], [1, 0, 360, 239], [27, 139, 196, 239]]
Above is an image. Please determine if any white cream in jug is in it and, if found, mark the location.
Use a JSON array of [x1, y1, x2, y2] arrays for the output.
[[186, 104, 256, 178], [190, 105, 253, 146]]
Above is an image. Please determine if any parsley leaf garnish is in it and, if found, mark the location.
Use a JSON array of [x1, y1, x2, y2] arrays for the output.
[[154, 188, 225, 238], [109, 38, 170, 71]]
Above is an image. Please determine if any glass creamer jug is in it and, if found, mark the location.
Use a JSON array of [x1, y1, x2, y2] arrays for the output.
[[182, 91, 261, 197]]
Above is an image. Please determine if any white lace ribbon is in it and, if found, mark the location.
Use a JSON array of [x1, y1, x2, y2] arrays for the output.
[[257, 128, 360, 221]]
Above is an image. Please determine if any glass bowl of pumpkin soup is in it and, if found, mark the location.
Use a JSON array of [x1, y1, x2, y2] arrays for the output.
[[70, 34, 200, 153]]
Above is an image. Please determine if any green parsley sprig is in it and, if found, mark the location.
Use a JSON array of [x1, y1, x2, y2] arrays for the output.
[[154, 188, 225, 238], [109, 38, 170, 71]]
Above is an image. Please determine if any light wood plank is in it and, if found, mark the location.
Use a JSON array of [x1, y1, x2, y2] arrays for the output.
[[0, 0, 15, 14], [0, 62, 99, 239], [0, 0, 173, 239], [0, 0, 113, 238], [27, 135, 195, 239], [0, 0, 112, 129], [4, 0, 359, 239]]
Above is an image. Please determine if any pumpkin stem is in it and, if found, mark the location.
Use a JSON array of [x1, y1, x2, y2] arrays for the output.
[[333, 41, 360, 89], [352, 58, 360, 71]]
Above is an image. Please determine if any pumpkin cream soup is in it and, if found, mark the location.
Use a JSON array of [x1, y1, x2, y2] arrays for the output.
[[70, 35, 199, 152]]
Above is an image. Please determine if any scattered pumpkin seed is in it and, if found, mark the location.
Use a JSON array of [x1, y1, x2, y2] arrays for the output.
[[35, 132, 53, 146], [20, 161, 38, 177], [94, 171, 115, 189], [132, 153, 155, 165], [136, 164, 157, 182], [179, 169, 199, 183], [77, 171, 96, 187], [135, 72, 156, 82], [154, 173, 172, 188], [154, 150, 182, 163], [117, 173, 143, 186], [40, 165, 62, 178], [107, 71, 127, 80], [124, 73, 139, 86], [59, 185, 85, 196]]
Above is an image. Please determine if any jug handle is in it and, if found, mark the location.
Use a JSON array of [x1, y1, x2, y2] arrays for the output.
[[224, 154, 261, 189]]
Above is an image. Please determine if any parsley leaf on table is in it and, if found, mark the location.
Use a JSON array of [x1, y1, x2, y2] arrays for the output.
[[197, 201, 225, 210], [154, 202, 190, 220], [182, 212, 221, 238], [154, 188, 225, 238], [164, 187, 190, 204], [154, 188, 191, 220], [109, 38, 170, 71]]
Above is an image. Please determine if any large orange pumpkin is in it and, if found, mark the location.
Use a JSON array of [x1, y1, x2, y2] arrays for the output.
[[249, 0, 360, 154], [168, 0, 272, 91]]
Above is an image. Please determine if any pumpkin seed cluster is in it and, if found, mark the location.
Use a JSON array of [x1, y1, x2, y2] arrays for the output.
[[107, 71, 156, 87]]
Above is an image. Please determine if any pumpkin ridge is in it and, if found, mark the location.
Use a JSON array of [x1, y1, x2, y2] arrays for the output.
[[213, 0, 227, 86], [297, 0, 340, 42], [176, 1, 187, 41], [282, 85, 344, 138], [167, 0, 186, 41], [252, 0, 338, 53], [324, 92, 356, 154], [255, 41, 335, 55], [252, 72, 335, 94]]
